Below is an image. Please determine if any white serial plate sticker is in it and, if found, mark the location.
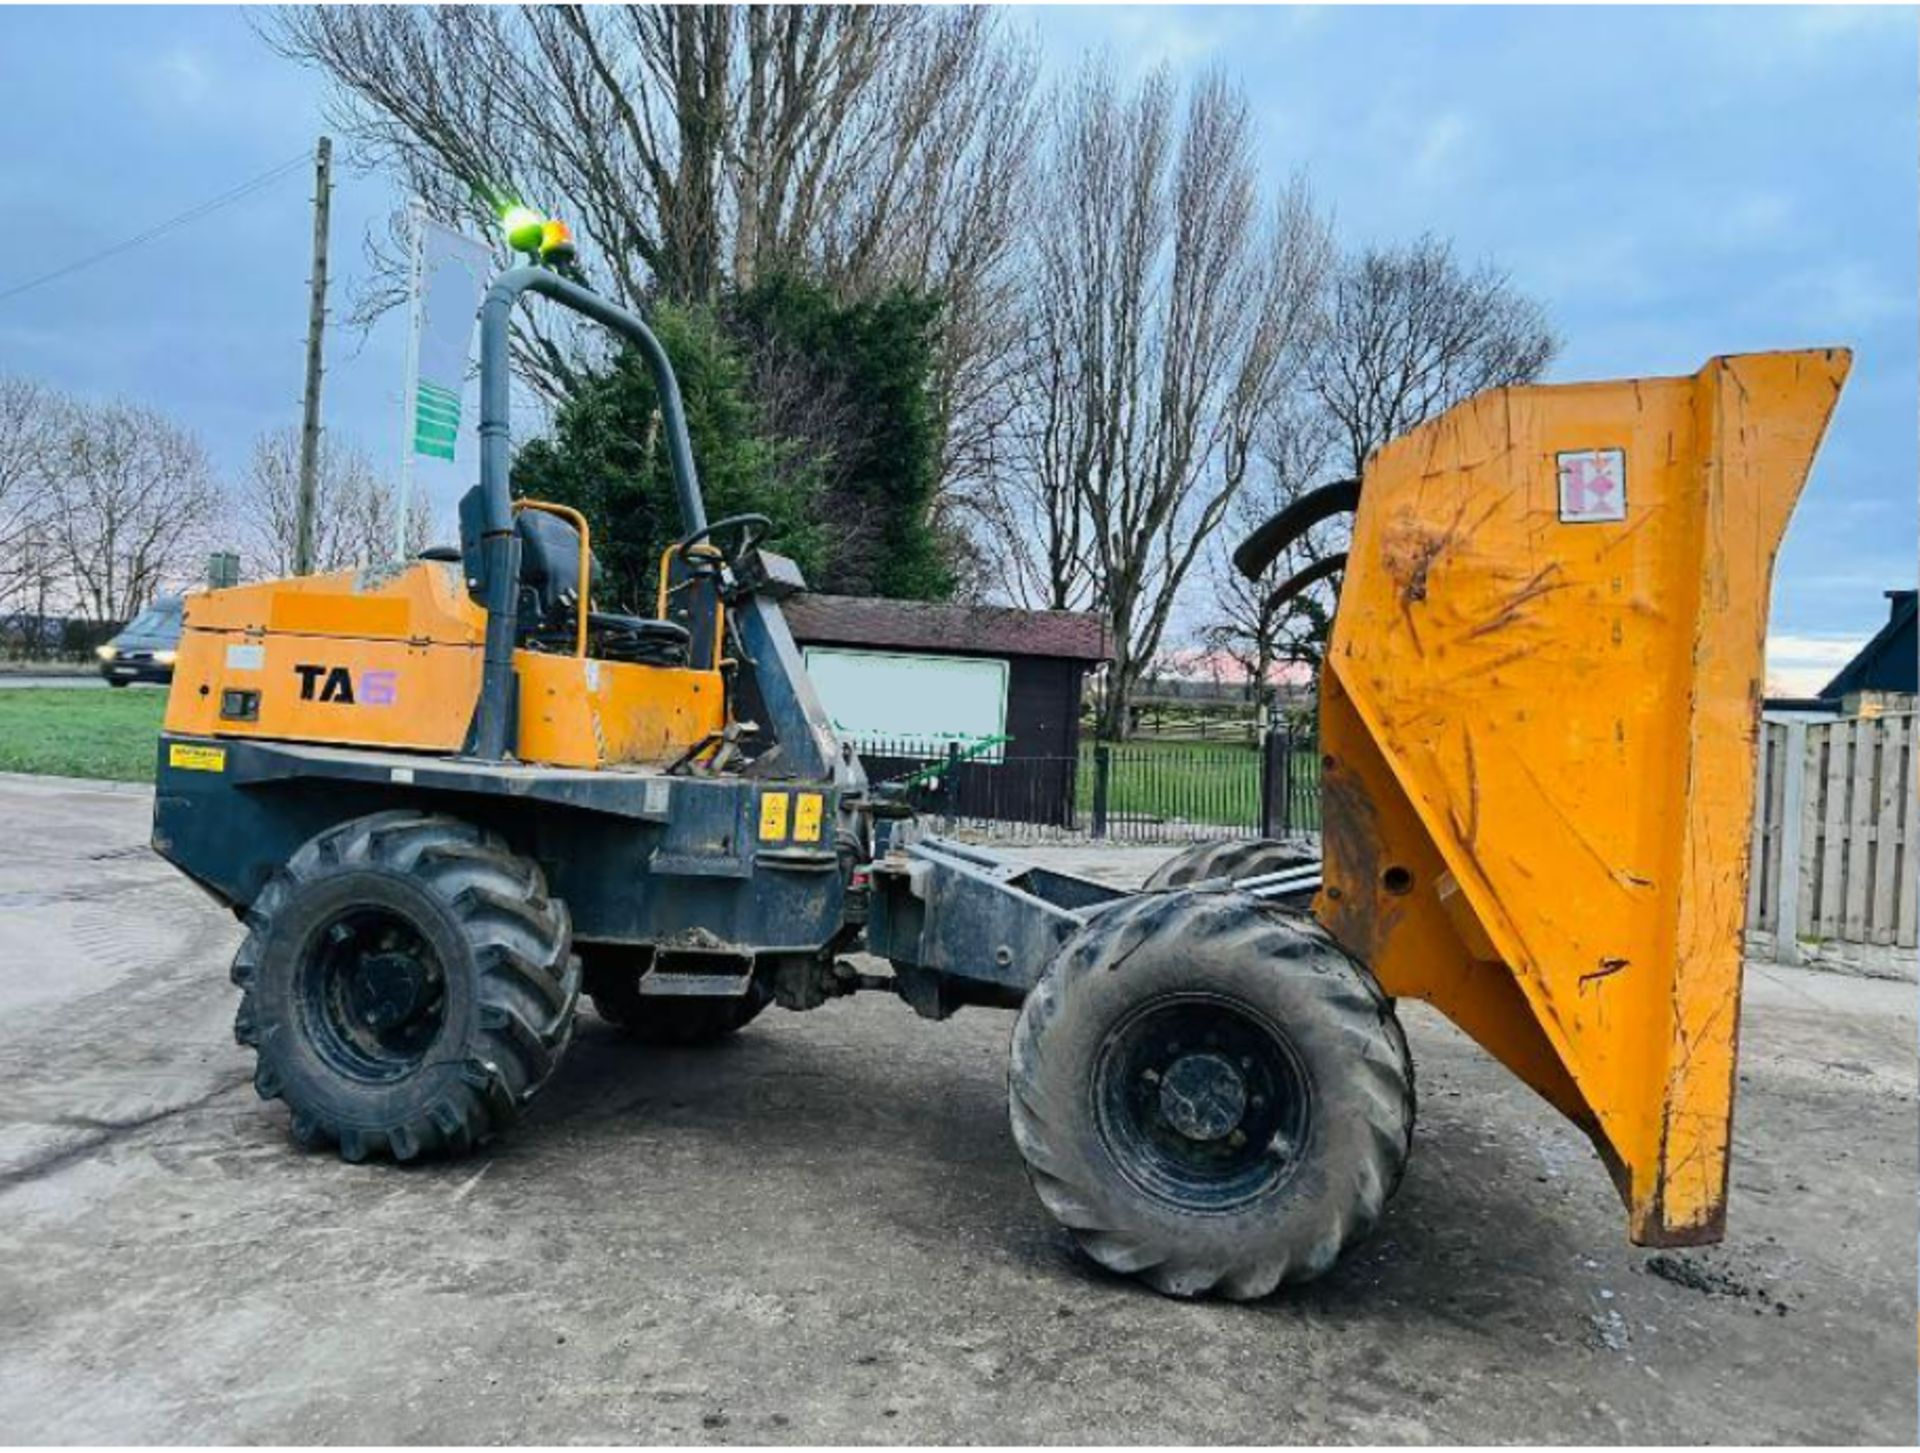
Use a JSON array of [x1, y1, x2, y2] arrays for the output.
[[1557, 449, 1627, 523], [225, 643, 266, 671]]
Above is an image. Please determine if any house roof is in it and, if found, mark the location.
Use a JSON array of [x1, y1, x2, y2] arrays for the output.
[[1821, 589, 1917, 699], [782, 593, 1111, 663]]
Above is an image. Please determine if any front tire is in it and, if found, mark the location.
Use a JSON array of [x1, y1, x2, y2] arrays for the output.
[[1009, 890, 1412, 1299], [231, 811, 580, 1162]]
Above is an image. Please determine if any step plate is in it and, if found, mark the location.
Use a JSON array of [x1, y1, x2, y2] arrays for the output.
[[638, 971, 753, 998]]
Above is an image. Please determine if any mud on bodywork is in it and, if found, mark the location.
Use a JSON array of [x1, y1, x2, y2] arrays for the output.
[[1305, 349, 1850, 1247]]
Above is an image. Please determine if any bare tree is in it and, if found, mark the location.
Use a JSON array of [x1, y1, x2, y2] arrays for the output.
[[1310, 234, 1558, 479], [1191, 237, 1558, 714], [237, 426, 431, 579], [267, 6, 1037, 461], [0, 377, 61, 617], [347, 469, 436, 569], [986, 65, 1333, 738], [1201, 399, 1340, 717], [48, 401, 222, 623]]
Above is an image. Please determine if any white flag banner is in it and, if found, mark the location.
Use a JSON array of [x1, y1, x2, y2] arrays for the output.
[[396, 207, 492, 553], [406, 214, 492, 460]]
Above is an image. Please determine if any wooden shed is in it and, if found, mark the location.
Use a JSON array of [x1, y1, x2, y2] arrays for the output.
[[781, 594, 1111, 825]]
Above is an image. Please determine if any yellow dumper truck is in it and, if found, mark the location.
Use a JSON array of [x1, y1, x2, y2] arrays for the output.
[[147, 227, 1847, 1296]]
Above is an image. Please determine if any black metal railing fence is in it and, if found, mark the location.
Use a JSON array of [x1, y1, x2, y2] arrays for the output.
[[855, 733, 1321, 844]]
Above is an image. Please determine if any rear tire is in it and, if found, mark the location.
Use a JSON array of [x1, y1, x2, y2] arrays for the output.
[[1142, 837, 1318, 891], [231, 811, 580, 1162], [586, 955, 772, 1046], [1009, 890, 1412, 1300]]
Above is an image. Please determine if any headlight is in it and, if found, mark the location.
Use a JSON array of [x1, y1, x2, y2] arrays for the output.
[[96, 645, 117, 661], [154, 650, 177, 665]]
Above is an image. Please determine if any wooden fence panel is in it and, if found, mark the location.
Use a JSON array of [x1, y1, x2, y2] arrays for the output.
[[1770, 723, 1791, 927], [1746, 722, 1779, 932], [1795, 724, 1821, 937], [1869, 714, 1907, 945], [1900, 719, 1918, 949], [1764, 722, 1788, 933], [1752, 710, 1918, 958], [1817, 721, 1850, 938], [1844, 719, 1876, 939]]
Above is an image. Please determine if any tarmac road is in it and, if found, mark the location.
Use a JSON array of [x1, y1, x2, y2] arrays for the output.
[[0, 773, 1913, 1443]]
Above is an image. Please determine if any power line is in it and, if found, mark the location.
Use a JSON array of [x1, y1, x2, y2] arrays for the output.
[[0, 149, 314, 307]]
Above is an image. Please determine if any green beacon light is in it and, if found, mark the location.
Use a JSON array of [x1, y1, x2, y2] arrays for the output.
[[502, 205, 548, 255]]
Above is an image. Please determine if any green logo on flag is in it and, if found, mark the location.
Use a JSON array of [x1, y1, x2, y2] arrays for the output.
[[412, 380, 461, 461]]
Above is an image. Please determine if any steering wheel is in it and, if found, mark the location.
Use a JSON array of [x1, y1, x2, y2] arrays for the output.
[[670, 513, 771, 574]]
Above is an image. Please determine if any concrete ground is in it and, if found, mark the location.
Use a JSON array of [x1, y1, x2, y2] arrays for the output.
[[0, 775, 1914, 1444]]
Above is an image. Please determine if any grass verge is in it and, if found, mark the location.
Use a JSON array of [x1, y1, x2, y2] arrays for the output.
[[0, 687, 1319, 835], [0, 687, 166, 782]]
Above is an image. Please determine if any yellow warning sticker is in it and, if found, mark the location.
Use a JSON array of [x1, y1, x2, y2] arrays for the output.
[[793, 792, 824, 843], [168, 743, 227, 773], [758, 791, 790, 842]]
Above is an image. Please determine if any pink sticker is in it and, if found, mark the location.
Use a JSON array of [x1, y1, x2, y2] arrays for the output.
[[1557, 449, 1627, 523]]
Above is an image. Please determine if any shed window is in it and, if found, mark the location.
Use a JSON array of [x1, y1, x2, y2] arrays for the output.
[[802, 648, 1009, 761]]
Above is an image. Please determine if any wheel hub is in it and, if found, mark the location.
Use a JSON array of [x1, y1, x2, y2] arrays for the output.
[[1095, 994, 1313, 1212], [301, 907, 448, 1080], [350, 951, 430, 1032], [1158, 1052, 1248, 1142]]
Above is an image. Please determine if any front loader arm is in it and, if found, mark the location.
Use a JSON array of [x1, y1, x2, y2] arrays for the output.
[[1305, 349, 1850, 1245]]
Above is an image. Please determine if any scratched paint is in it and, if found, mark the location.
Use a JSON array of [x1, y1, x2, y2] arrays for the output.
[[1313, 349, 1851, 1248]]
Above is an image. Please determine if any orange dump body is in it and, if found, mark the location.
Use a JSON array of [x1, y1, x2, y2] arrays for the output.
[[1315, 349, 1850, 1245]]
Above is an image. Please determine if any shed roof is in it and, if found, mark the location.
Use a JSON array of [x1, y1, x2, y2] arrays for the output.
[[782, 593, 1111, 663], [1821, 589, 1917, 699]]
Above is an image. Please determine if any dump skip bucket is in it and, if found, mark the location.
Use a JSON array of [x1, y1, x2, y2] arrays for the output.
[[1316, 349, 1850, 1245]]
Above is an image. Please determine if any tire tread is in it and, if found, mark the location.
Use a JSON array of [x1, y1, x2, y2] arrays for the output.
[[230, 812, 578, 1162], [1008, 890, 1413, 1301]]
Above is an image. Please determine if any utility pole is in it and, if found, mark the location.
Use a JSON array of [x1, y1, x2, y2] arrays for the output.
[[293, 136, 332, 575]]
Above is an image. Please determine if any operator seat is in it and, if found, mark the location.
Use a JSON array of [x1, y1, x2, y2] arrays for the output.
[[513, 509, 691, 667]]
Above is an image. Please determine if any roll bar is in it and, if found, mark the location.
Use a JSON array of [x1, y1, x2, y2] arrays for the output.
[[469, 267, 708, 759]]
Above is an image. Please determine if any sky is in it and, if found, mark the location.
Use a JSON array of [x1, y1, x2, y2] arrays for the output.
[[0, 4, 1912, 692]]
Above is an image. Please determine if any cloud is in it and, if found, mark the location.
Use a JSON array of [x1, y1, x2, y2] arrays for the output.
[[1510, 230, 1658, 314], [124, 40, 300, 132], [152, 47, 213, 109], [1694, 4, 1915, 80], [1787, 6, 1915, 43], [1765, 632, 1864, 696], [1786, 259, 1914, 333], [1715, 191, 1796, 250], [1104, 8, 1229, 75], [1411, 111, 1472, 187]]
